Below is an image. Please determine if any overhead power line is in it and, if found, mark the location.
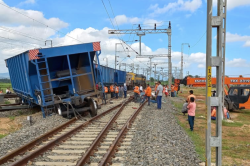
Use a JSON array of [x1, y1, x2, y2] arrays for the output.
[[190, 31, 206, 48], [100, 0, 127, 53], [0, 26, 45, 42], [0, 36, 41, 46], [0, 2, 82, 43]]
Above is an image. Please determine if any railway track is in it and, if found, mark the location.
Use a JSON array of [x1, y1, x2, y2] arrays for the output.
[[0, 95, 146, 166]]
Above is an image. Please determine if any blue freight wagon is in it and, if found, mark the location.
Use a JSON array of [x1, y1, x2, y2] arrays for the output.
[[5, 42, 104, 118], [95, 65, 126, 86]]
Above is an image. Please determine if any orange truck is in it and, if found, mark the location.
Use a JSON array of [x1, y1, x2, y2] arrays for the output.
[[175, 76, 250, 110]]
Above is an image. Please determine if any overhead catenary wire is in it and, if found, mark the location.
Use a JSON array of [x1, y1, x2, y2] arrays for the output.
[[190, 31, 206, 49], [0, 36, 42, 46], [101, 0, 139, 55], [0, 26, 45, 42], [0, 2, 82, 43], [100, 0, 126, 52]]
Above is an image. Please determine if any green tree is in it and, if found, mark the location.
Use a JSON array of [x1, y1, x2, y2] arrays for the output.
[[194, 75, 200, 78], [150, 77, 154, 82]]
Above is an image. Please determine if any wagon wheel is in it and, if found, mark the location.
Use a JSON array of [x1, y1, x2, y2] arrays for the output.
[[88, 98, 97, 117]]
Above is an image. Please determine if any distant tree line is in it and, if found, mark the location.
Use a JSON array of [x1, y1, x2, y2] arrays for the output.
[[0, 78, 11, 83]]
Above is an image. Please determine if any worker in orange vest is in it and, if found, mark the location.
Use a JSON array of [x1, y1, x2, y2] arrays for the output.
[[115, 85, 119, 99], [110, 84, 114, 98], [134, 85, 140, 102], [104, 86, 108, 100], [154, 82, 158, 95], [141, 84, 151, 106]]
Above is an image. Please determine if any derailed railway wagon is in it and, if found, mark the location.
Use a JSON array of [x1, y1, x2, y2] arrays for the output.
[[95, 65, 126, 87], [5, 42, 104, 118]]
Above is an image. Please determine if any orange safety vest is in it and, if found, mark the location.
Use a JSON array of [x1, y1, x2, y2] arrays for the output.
[[105, 87, 108, 93], [145, 87, 152, 97], [115, 87, 119, 93], [134, 86, 140, 94], [155, 85, 158, 92], [110, 85, 114, 92]]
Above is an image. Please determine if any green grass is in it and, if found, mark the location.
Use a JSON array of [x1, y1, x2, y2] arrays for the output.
[[4, 101, 11, 104], [222, 120, 244, 127], [0, 134, 7, 139], [0, 83, 12, 92], [8, 116, 15, 121]]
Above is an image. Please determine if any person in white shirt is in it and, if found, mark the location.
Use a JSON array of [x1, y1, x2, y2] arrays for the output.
[[139, 84, 143, 92], [156, 81, 163, 109], [6, 88, 11, 94]]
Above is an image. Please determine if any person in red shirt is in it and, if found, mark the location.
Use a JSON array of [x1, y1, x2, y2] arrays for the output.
[[187, 97, 196, 131], [96, 83, 99, 91]]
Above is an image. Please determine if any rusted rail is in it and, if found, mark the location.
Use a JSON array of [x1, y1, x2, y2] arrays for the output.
[[76, 97, 134, 166], [0, 101, 124, 166], [99, 100, 147, 165]]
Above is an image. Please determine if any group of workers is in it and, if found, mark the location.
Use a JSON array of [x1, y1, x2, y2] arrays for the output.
[[133, 81, 165, 109], [103, 83, 127, 100], [181, 89, 231, 132]]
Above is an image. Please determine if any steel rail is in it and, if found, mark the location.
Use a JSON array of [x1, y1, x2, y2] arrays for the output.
[[3, 101, 124, 166], [0, 117, 77, 165], [76, 97, 134, 166], [99, 100, 147, 165]]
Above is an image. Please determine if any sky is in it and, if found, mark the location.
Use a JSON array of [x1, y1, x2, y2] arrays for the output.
[[0, 0, 250, 79]]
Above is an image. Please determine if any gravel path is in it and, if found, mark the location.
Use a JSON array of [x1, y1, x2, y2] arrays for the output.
[[122, 97, 201, 166]]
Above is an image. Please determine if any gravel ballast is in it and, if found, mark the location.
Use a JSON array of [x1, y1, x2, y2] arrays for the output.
[[0, 97, 127, 159], [0, 112, 69, 158], [122, 97, 201, 165]]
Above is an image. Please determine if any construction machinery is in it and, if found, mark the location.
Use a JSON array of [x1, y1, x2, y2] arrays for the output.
[[175, 76, 250, 111]]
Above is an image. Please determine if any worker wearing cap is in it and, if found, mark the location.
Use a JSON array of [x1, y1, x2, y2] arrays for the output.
[[134, 85, 140, 102]]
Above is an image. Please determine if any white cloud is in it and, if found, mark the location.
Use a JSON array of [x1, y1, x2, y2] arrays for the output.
[[0, 0, 68, 29], [149, 0, 202, 16], [226, 32, 250, 47], [189, 52, 206, 63], [226, 58, 249, 67], [19, 0, 36, 5], [112, 15, 140, 26], [198, 64, 205, 68], [111, 15, 163, 28], [0, 0, 69, 72], [212, 0, 250, 10]]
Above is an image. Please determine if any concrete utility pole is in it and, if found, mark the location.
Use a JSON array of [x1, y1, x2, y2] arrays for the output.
[[152, 63, 158, 80], [135, 64, 139, 74], [206, 0, 227, 166], [108, 22, 172, 95], [137, 54, 169, 80], [181, 43, 190, 79], [128, 63, 134, 73]]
